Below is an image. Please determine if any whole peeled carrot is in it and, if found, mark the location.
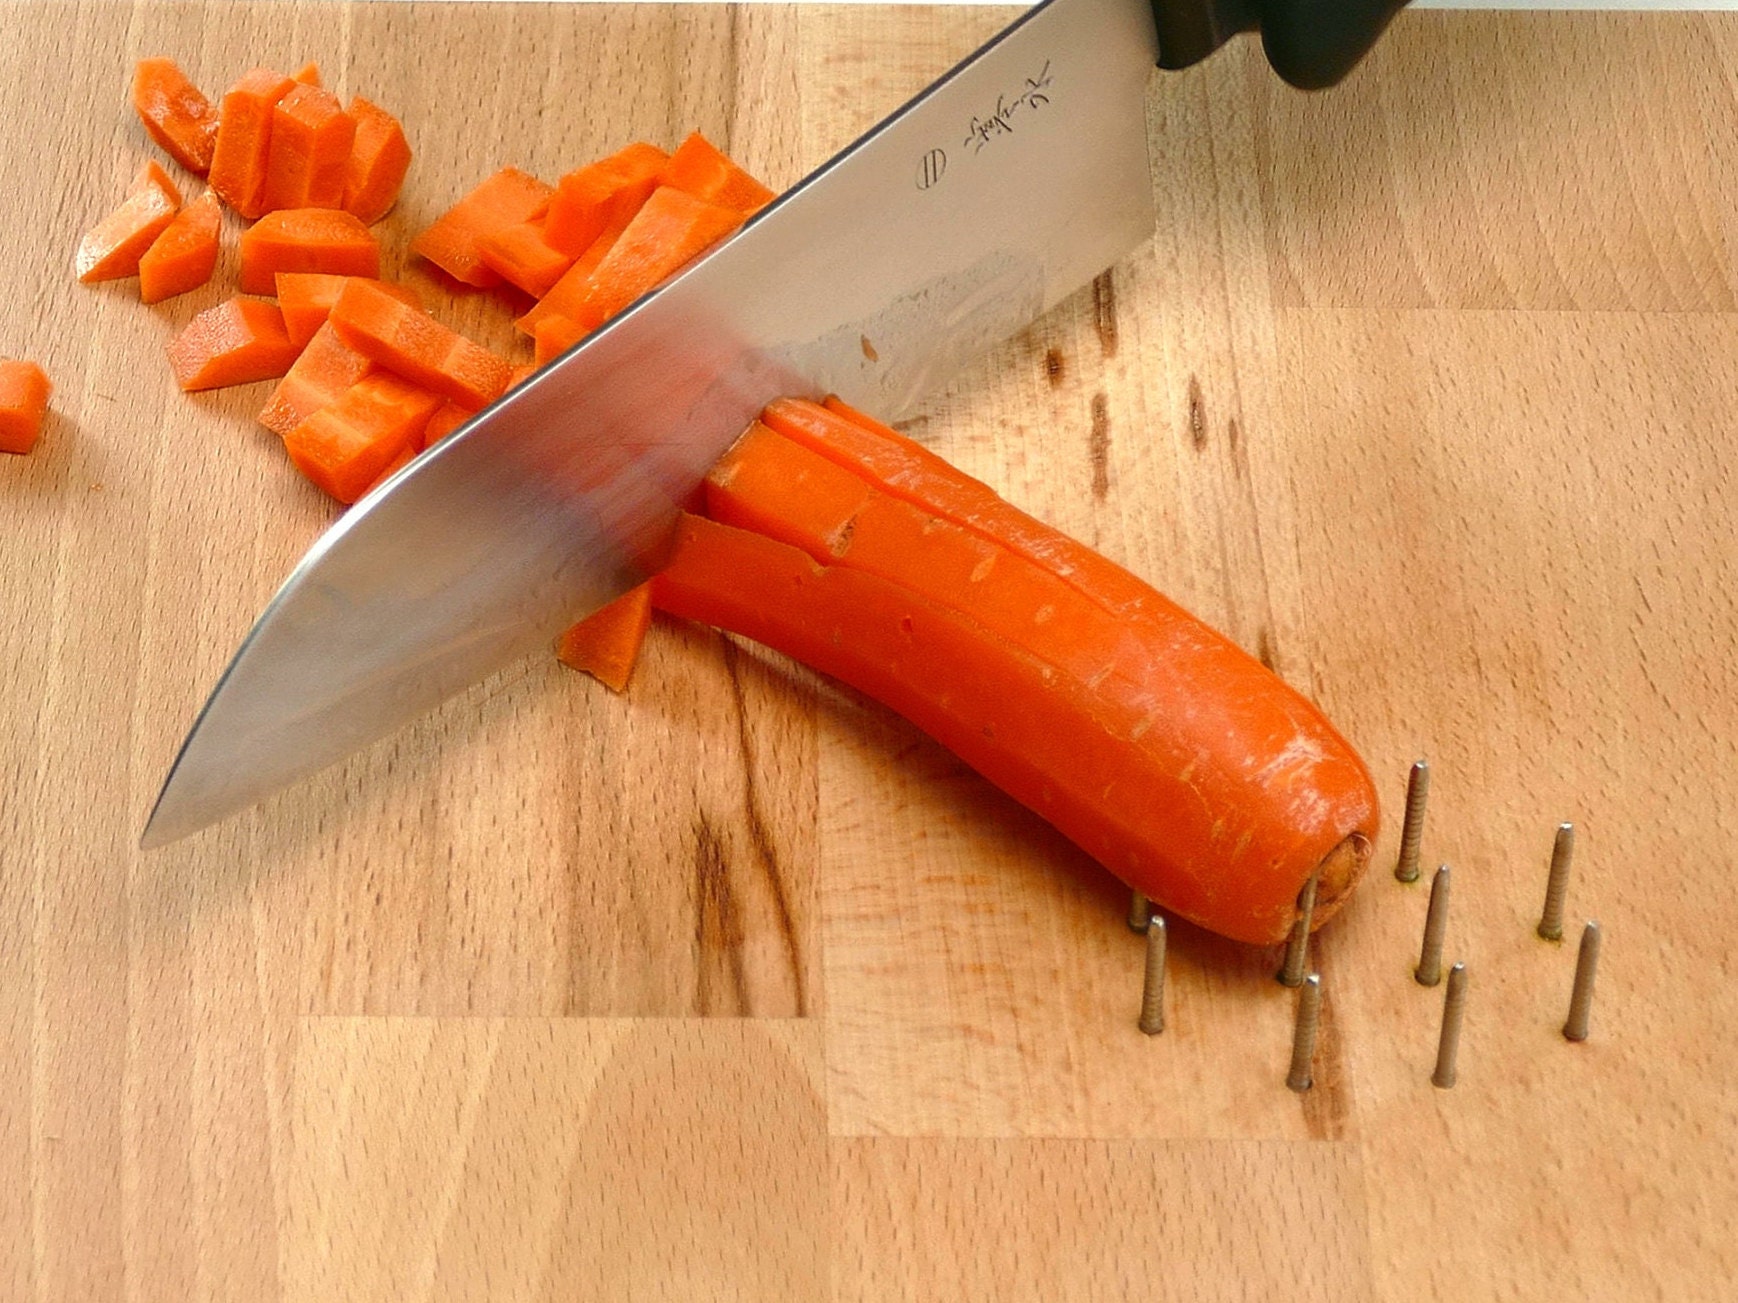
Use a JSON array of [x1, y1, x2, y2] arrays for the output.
[[651, 401, 1378, 946]]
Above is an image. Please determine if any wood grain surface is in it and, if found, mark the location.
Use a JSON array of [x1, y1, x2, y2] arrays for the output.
[[3, 4, 1736, 1299]]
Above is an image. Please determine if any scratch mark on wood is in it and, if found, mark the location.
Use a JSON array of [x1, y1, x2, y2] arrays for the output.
[[1092, 270, 1118, 357], [1188, 376, 1208, 452], [1044, 348, 1065, 387], [1089, 393, 1111, 500]]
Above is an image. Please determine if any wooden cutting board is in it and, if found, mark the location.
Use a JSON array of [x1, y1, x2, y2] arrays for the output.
[[3, 4, 1735, 1298]]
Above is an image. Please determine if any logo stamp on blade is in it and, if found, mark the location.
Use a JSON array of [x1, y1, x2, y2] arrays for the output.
[[964, 60, 1053, 156], [917, 148, 948, 190]]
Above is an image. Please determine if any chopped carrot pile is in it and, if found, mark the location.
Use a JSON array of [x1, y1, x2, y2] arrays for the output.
[[476, 219, 572, 298], [276, 273, 422, 349], [573, 186, 744, 327], [239, 208, 379, 294], [532, 314, 585, 365], [166, 298, 300, 392], [132, 58, 218, 174], [259, 322, 374, 436], [659, 132, 776, 215], [419, 400, 473, 449], [543, 142, 667, 257], [76, 160, 182, 284], [410, 167, 553, 287], [0, 359, 52, 456], [139, 189, 221, 304], [555, 584, 653, 692]]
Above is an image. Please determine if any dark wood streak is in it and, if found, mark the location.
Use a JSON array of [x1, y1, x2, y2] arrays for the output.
[[720, 638, 808, 1015], [692, 813, 751, 1016], [1043, 348, 1066, 387], [1088, 393, 1111, 500], [1091, 270, 1118, 357], [1187, 375, 1208, 451], [1257, 626, 1278, 673], [1299, 949, 1353, 1140]]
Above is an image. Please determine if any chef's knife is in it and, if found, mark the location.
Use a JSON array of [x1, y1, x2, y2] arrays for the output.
[[143, 0, 1401, 847]]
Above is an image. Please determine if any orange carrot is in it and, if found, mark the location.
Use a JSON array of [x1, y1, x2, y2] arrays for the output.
[[555, 583, 653, 692], [0, 359, 52, 456], [258, 322, 373, 436], [363, 444, 417, 497], [166, 297, 300, 391], [409, 167, 552, 288], [419, 400, 473, 448], [328, 278, 512, 408], [238, 208, 379, 295], [292, 62, 322, 86], [283, 371, 442, 503], [75, 160, 182, 284], [259, 84, 356, 213], [532, 314, 585, 365], [476, 219, 573, 298], [573, 186, 744, 325], [515, 211, 632, 336], [138, 189, 221, 304], [131, 58, 218, 174], [543, 142, 667, 257], [276, 273, 422, 348], [658, 132, 775, 215], [342, 97, 412, 226], [208, 67, 297, 218]]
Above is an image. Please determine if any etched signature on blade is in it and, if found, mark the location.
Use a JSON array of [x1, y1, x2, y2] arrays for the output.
[[964, 60, 1054, 154]]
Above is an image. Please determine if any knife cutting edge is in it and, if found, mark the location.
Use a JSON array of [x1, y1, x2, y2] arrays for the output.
[[142, 0, 1402, 847]]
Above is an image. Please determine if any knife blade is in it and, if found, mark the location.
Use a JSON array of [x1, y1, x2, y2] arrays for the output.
[[142, 0, 1160, 847]]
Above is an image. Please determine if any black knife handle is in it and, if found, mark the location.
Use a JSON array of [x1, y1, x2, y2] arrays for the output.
[[1152, 0, 1408, 89]]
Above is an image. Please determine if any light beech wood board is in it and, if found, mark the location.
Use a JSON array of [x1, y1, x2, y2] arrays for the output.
[[2, 4, 1735, 1300]]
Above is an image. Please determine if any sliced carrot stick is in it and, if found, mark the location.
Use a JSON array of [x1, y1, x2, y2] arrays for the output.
[[765, 398, 1160, 623], [342, 97, 412, 226], [573, 186, 744, 325], [409, 167, 553, 288], [132, 58, 219, 174], [259, 84, 356, 213], [555, 583, 653, 692], [208, 67, 297, 218], [507, 363, 537, 388], [419, 400, 473, 449], [138, 189, 221, 304], [238, 208, 379, 295], [515, 210, 632, 337], [75, 160, 182, 284], [476, 219, 573, 298], [258, 321, 373, 436], [166, 297, 300, 391], [276, 273, 422, 349], [0, 359, 52, 456], [543, 141, 667, 257], [532, 314, 585, 365], [293, 62, 322, 86], [362, 443, 417, 497], [659, 132, 776, 215], [283, 371, 442, 503], [328, 278, 512, 408]]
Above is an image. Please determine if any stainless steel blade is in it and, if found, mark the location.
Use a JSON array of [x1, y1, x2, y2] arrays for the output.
[[142, 0, 1159, 847]]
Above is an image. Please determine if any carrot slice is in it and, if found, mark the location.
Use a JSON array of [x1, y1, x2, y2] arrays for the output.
[[555, 583, 653, 692], [658, 132, 776, 215], [276, 273, 422, 349], [543, 142, 667, 257], [0, 359, 52, 456], [166, 297, 300, 391], [283, 371, 442, 503], [75, 160, 182, 284], [259, 84, 356, 213], [258, 321, 373, 436], [342, 97, 412, 226], [362, 443, 417, 497], [292, 62, 322, 86], [208, 67, 297, 218], [419, 400, 473, 449], [476, 219, 573, 298], [409, 167, 553, 288], [532, 314, 585, 365], [328, 278, 512, 408], [238, 208, 379, 295], [132, 58, 218, 174], [138, 189, 221, 304], [515, 210, 633, 336], [573, 186, 744, 325]]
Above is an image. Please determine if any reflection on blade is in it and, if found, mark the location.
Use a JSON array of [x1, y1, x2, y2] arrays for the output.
[[143, 0, 1159, 846]]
